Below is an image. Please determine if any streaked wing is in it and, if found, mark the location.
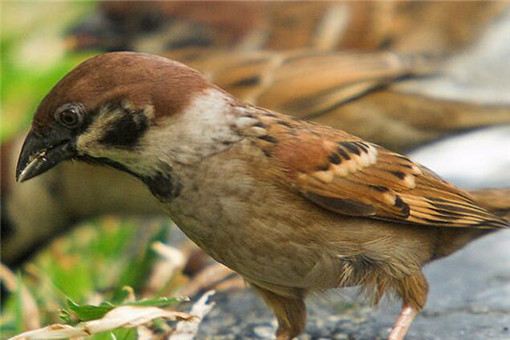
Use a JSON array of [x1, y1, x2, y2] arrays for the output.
[[168, 49, 437, 118], [239, 109, 508, 229]]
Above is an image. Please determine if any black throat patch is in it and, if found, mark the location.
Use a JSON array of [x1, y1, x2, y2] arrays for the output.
[[139, 164, 182, 202]]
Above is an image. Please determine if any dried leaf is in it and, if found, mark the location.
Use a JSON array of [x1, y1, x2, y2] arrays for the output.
[[63, 296, 187, 323], [8, 306, 195, 340], [168, 290, 216, 340]]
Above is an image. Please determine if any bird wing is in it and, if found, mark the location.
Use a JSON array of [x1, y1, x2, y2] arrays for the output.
[[169, 49, 437, 118], [244, 111, 508, 229]]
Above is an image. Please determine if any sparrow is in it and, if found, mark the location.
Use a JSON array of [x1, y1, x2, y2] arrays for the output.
[[15, 52, 509, 339], [4, 48, 510, 266], [69, 1, 509, 53], [168, 48, 510, 152]]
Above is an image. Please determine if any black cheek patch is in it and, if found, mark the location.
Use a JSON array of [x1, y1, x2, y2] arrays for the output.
[[99, 109, 149, 148]]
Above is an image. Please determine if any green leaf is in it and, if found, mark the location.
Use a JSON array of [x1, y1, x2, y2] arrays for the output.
[[58, 308, 73, 324], [66, 298, 116, 322], [126, 296, 188, 307], [112, 223, 171, 303]]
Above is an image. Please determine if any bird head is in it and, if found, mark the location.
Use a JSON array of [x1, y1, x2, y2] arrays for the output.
[[16, 52, 238, 190]]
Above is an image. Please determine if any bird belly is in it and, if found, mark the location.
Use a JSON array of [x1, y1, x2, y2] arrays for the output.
[[166, 194, 344, 290]]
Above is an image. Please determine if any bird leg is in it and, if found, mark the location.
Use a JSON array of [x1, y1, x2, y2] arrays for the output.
[[387, 304, 418, 340], [251, 283, 307, 340], [388, 272, 428, 340]]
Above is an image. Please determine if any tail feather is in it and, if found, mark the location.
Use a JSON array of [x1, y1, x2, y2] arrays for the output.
[[468, 188, 510, 223]]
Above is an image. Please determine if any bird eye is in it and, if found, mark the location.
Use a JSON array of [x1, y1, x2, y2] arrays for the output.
[[54, 103, 84, 129]]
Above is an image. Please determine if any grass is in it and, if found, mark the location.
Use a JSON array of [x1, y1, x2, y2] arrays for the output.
[[0, 217, 177, 339]]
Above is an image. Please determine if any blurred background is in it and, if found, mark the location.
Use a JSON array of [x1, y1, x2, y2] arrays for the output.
[[1, 1, 510, 339]]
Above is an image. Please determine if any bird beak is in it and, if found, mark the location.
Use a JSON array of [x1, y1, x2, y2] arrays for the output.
[[16, 129, 76, 183]]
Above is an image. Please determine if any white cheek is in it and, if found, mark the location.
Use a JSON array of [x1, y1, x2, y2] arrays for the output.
[[76, 107, 123, 156], [76, 132, 102, 157], [140, 88, 242, 165]]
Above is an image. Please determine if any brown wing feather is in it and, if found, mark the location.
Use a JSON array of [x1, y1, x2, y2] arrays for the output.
[[172, 49, 437, 117], [240, 109, 508, 229]]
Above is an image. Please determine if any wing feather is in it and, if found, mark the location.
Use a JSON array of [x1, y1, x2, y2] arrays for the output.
[[241, 111, 508, 229]]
